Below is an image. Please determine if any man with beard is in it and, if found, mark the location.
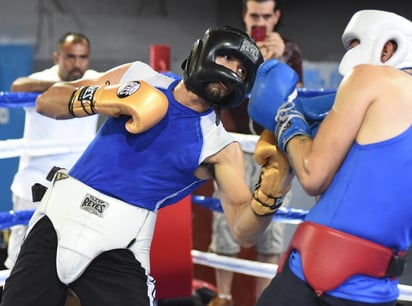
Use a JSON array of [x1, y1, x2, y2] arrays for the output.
[[6, 32, 100, 270]]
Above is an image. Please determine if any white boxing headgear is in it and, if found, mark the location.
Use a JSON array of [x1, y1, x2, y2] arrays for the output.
[[339, 10, 412, 76]]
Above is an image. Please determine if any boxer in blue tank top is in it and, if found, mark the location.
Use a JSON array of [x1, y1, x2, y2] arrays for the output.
[[248, 10, 412, 306], [1, 27, 298, 306]]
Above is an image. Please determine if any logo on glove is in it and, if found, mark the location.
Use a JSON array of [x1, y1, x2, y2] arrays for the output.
[[117, 81, 141, 98]]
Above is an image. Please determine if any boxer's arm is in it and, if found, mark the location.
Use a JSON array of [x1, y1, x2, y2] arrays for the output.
[[11, 77, 56, 93], [286, 65, 373, 196], [212, 142, 273, 247], [36, 63, 133, 119], [68, 80, 168, 134], [252, 129, 294, 216]]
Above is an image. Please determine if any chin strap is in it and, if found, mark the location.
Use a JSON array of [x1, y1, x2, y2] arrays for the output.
[[214, 108, 221, 125]]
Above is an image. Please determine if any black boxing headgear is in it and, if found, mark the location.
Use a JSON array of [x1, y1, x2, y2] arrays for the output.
[[182, 26, 263, 109]]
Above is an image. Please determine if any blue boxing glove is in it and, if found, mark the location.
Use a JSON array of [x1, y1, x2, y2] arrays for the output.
[[274, 90, 312, 152], [248, 59, 311, 152], [248, 59, 298, 132], [248, 59, 336, 151], [294, 93, 336, 136]]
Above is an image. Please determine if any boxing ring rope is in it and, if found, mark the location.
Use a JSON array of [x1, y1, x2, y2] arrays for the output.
[[192, 249, 277, 279], [0, 138, 92, 159], [1, 91, 412, 302], [190, 250, 412, 302]]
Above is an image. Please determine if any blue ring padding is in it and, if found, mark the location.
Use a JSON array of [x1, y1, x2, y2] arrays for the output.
[[0, 89, 337, 109], [0, 210, 34, 230], [297, 88, 336, 98], [0, 92, 39, 107]]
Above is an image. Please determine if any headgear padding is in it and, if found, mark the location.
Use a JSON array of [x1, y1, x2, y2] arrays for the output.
[[339, 10, 412, 76], [182, 26, 263, 109]]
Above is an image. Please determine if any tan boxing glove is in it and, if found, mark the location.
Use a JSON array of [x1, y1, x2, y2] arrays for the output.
[[68, 80, 168, 134], [251, 129, 294, 216]]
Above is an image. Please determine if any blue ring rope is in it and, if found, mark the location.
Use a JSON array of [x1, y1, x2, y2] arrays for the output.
[[191, 195, 307, 223], [0, 88, 336, 109], [0, 196, 307, 230], [0, 92, 40, 107], [0, 87, 319, 227]]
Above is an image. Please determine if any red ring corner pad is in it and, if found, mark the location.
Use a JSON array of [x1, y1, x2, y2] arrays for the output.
[[151, 196, 193, 300]]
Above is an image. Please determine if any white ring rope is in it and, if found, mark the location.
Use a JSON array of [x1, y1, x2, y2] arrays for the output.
[[191, 250, 412, 302], [192, 250, 277, 279], [0, 138, 90, 159], [0, 106, 411, 302], [0, 133, 255, 159]]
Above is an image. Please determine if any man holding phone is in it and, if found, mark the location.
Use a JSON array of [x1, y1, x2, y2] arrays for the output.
[[245, 0, 303, 86], [207, 1, 304, 306]]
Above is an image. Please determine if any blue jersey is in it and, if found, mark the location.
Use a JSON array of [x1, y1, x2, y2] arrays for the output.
[[290, 126, 412, 303], [70, 61, 234, 211]]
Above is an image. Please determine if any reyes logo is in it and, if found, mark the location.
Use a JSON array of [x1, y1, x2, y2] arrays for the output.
[[79, 85, 99, 101], [117, 81, 141, 98], [80, 193, 109, 217]]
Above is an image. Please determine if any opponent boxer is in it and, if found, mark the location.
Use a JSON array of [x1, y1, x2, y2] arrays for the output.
[[0, 26, 292, 306], [248, 9, 412, 306]]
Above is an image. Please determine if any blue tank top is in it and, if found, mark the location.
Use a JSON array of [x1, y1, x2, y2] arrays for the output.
[[69, 62, 234, 211], [290, 126, 412, 303]]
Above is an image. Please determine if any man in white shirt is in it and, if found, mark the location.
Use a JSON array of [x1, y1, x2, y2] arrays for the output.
[[6, 32, 100, 269]]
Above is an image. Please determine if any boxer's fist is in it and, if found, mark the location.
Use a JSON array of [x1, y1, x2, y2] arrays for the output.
[[251, 129, 294, 216], [274, 93, 311, 153], [254, 129, 278, 166], [68, 80, 168, 134], [295, 93, 336, 136], [248, 59, 312, 152], [255, 130, 294, 197], [248, 59, 298, 132]]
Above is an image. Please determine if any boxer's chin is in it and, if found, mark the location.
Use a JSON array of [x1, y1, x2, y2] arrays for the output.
[[205, 84, 230, 101]]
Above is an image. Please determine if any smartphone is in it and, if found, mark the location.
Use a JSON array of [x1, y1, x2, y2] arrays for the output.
[[251, 25, 266, 42]]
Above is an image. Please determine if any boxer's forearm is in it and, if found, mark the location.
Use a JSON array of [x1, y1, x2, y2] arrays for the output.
[[11, 77, 56, 93], [36, 83, 78, 119], [232, 202, 274, 247], [286, 135, 330, 196]]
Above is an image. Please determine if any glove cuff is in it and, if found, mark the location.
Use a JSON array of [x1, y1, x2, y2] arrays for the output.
[[275, 91, 312, 153], [68, 86, 98, 117], [276, 115, 311, 153]]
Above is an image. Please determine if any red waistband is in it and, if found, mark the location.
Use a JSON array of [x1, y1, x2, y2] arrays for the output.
[[278, 221, 406, 295]]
